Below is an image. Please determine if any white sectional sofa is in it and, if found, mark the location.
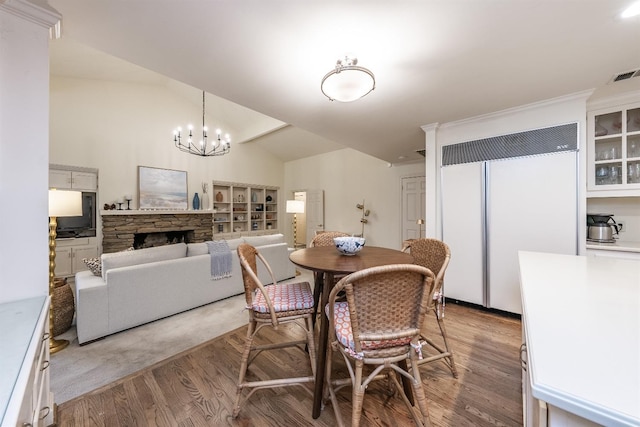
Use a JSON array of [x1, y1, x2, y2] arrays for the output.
[[74, 234, 295, 344]]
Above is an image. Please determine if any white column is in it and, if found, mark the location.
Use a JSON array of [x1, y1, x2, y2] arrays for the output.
[[0, 0, 61, 303], [421, 123, 440, 238]]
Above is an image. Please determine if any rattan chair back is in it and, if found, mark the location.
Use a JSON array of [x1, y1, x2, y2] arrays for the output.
[[402, 238, 451, 298], [309, 231, 350, 247]]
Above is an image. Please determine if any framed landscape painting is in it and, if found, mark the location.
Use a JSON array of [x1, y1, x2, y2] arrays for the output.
[[138, 166, 188, 210]]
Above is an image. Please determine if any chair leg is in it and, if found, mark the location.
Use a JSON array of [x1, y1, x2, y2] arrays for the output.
[[233, 320, 256, 418], [305, 315, 317, 376], [312, 272, 324, 330], [351, 360, 365, 427], [434, 311, 458, 378], [408, 358, 432, 427]]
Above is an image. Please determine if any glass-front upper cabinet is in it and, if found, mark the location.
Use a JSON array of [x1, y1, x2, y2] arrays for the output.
[[588, 101, 640, 194]]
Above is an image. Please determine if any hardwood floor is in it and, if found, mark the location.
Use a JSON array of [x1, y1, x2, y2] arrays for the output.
[[56, 302, 522, 426]]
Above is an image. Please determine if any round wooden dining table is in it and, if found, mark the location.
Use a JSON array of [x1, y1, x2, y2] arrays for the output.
[[289, 245, 415, 419]]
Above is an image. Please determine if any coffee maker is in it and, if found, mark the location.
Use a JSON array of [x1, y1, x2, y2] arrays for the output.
[[586, 213, 621, 243]]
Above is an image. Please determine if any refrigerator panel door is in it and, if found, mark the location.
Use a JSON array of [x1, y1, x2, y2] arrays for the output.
[[487, 152, 577, 314], [441, 162, 485, 306]]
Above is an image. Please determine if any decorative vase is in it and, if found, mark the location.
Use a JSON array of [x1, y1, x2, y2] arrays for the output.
[[201, 192, 210, 210], [215, 191, 223, 202], [193, 193, 200, 210], [251, 192, 257, 202]]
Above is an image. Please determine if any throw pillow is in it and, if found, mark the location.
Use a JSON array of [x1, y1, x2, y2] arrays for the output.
[[83, 247, 134, 277], [83, 257, 101, 276]]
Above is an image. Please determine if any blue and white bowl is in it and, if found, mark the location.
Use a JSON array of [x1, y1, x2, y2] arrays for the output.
[[333, 236, 366, 256]]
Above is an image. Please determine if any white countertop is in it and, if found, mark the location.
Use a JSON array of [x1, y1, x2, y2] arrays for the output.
[[519, 251, 640, 426], [0, 296, 47, 426], [586, 240, 640, 253]]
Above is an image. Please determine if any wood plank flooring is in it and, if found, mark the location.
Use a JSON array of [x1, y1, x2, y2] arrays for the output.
[[56, 302, 522, 426]]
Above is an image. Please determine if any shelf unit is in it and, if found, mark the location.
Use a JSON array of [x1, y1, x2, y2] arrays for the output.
[[212, 181, 279, 237], [588, 100, 640, 195]]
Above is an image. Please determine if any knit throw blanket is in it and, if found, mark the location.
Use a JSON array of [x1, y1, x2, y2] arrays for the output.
[[205, 240, 233, 280]]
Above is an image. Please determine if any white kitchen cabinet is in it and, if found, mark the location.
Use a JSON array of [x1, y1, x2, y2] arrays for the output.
[[587, 100, 640, 196], [1, 296, 54, 427], [586, 247, 640, 260], [54, 237, 99, 277], [49, 168, 97, 191]]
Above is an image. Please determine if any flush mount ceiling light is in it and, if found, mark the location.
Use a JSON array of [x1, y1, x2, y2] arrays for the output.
[[173, 91, 231, 157], [321, 56, 375, 102], [622, 0, 640, 18]]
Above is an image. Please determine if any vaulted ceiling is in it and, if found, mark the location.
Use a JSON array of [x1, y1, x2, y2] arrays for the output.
[[48, 0, 640, 164]]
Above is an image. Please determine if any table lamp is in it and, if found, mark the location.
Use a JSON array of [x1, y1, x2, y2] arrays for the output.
[[286, 200, 305, 247], [49, 189, 82, 353]]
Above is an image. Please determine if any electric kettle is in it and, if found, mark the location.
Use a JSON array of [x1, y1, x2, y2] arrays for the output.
[[586, 213, 621, 243]]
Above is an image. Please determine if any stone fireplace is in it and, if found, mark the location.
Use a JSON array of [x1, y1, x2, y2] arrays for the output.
[[102, 212, 213, 253], [133, 230, 195, 249]]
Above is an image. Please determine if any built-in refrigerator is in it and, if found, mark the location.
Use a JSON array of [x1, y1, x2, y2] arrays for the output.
[[441, 123, 579, 314]]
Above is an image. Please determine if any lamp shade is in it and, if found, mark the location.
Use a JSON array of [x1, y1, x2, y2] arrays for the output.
[[286, 200, 305, 214], [49, 190, 82, 217]]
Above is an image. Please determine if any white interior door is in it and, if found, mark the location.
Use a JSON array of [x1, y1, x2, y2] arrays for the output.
[[487, 152, 577, 314], [304, 189, 324, 246], [441, 162, 485, 306], [402, 176, 425, 240]]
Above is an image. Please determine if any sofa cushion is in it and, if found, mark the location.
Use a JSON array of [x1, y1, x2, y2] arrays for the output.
[[102, 243, 187, 278], [187, 243, 209, 257], [243, 233, 285, 247], [225, 238, 245, 250]]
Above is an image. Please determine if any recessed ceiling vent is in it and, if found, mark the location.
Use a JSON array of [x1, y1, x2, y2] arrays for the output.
[[416, 149, 426, 157], [609, 68, 640, 84]]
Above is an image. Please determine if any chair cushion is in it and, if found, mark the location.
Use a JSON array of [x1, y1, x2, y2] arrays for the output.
[[253, 281, 314, 313], [331, 302, 412, 352]]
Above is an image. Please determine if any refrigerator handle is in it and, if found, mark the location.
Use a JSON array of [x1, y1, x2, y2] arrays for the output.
[[482, 162, 489, 308]]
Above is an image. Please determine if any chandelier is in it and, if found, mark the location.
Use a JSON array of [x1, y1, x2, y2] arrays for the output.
[[173, 91, 231, 157], [321, 56, 375, 102]]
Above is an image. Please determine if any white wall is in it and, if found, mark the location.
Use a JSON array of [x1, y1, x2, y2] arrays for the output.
[[284, 149, 424, 249], [0, 2, 60, 303], [50, 77, 285, 246]]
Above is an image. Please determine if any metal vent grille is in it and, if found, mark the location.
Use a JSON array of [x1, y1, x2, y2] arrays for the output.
[[416, 149, 426, 157], [610, 68, 640, 83], [442, 123, 577, 166]]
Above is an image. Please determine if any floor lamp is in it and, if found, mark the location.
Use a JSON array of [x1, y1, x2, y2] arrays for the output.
[[49, 189, 82, 354], [417, 219, 425, 239], [286, 200, 305, 247]]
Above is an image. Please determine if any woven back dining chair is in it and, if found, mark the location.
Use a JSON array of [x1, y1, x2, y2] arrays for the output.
[[233, 243, 317, 418], [324, 264, 435, 427], [401, 238, 458, 378], [308, 231, 351, 323]]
